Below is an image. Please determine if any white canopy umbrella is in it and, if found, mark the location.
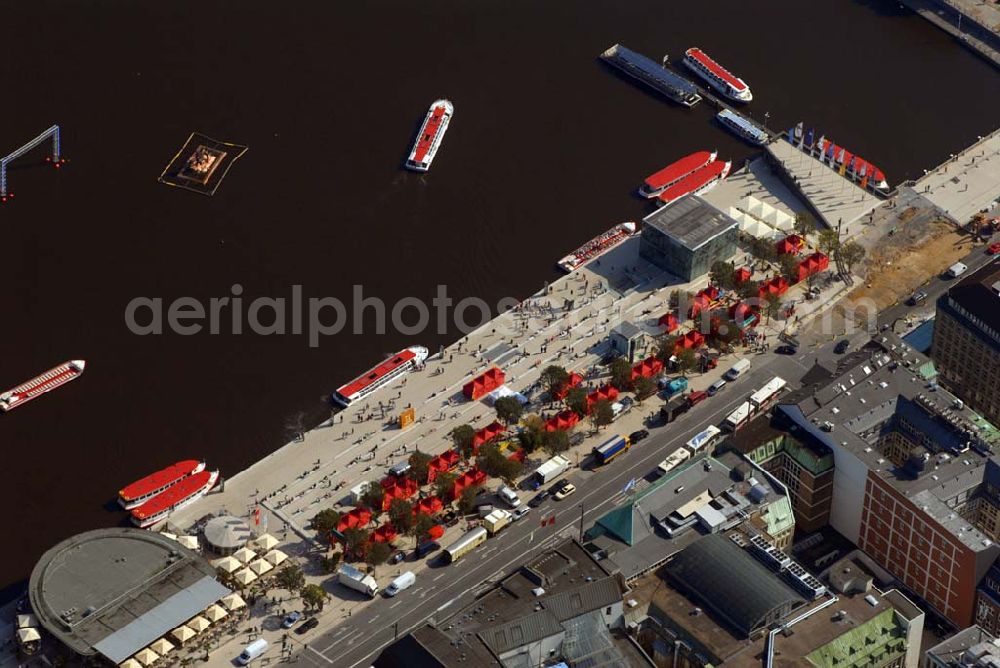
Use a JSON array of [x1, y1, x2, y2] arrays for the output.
[[203, 604, 228, 623], [232, 547, 257, 564], [170, 626, 195, 644], [176, 535, 199, 550], [772, 209, 794, 232], [159, 531, 177, 542], [233, 568, 257, 586], [745, 195, 764, 217], [253, 533, 279, 551], [133, 648, 159, 666], [119, 659, 142, 668], [220, 593, 247, 611], [187, 616, 211, 633], [17, 614, 39, 628], [212, 556, 242, 573], [147, 638, 174, 655], [17, 628, 41, 643], [248, 559, 273, 575], [263, 549, 288, 566]]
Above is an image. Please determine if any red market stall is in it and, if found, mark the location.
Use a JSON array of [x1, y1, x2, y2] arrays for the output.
[[675, 330, 705, 351], [586, 384, 619, 414], [658, 312, 680, 333], [700, 285, 723, 302], [427, 449, 461, 483], [631, 356, 663, 381], [545, 410, 580, 432], [463, 367, 506, 400], [427, 524, 445, 540], [728, 302, 760, 330], [552, 371, 583, 400], [796, 252, 829, 283], [688, 293, 711, 319], [380, 476, 419, 511], [734, 267, 752, 283], [337, 507, 372, 533], [450, 468, 489, 500], [758, 276, 790, 299], [372, 524, 398, 543], [776, 234, 805, 255], [472, 421, 506, 452], [413, 496, 444, 516]]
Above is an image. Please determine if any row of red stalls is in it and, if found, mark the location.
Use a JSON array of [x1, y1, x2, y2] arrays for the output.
[[463, 367, 505, 400], [551, 372, 583, 400]]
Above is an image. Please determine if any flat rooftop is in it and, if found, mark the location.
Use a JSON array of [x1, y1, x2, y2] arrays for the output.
[[926, 625, 1000, 666], [641, 195, 738, 251], [635, 567, 917, 666], [941, 258, 1000, 344], [587, 449, 791, 580], [29, 528, 226, 661], [375, 540, 644, 667], [778, 334, 1000, 550]]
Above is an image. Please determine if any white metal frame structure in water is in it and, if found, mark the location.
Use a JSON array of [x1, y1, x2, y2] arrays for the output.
[[1, 124, 61, 199]]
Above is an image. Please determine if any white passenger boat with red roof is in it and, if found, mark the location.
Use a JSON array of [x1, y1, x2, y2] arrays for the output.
[[118, 460, 206, 509], [0, 360, 85, 412], [683, 48, 752, 103], [130, 469, 220, 528], [639, 151, 717, 199], [557, 222, 638, 273], [656, 159, 732, 206], [332, 347, 429, 407], [405, 99, 453, 172]]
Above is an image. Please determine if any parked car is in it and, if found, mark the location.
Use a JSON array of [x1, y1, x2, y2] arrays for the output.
[[834, 339, 850, 354], [554, 482, 577, 500], [686, 390, 708, 407], [512, 506, 531, 521], [389, 550, 406, 565], [281, 611, 302, 629], [989, 242, 1000, 255], [629, 429, 649, 443], [776, 344, 798, 355], [529, 491, 551, 508], [413, 540, 440, 560], [908, 290, 928, 306], [295, 618, 319, 635]]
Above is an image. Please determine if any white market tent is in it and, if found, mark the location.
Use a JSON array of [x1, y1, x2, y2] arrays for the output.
[[203, 605, 228, 623], [170, 626, 195, 644], [253, 534, 280, 551], [248, 559, 273, 576], [232, 547, 257, 564], [220, 593, 247, 611], [263, 549, 288, 566]]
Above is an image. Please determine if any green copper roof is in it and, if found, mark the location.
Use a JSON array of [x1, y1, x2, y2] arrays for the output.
[[763, 496, 794, 537], [806, 609, 906, 667]]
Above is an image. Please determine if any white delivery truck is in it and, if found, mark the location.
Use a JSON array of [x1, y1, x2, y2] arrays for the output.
[[337, 563, 379, 597], [723, 358, 751, 381], [533, 455, 571, 485], [484, 508, 513, 535], [385, 571, 416, 597], [237, 639, 268, 665]]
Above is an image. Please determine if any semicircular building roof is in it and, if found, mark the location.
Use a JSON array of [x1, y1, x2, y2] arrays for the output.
[[664, 533, 803, 636]]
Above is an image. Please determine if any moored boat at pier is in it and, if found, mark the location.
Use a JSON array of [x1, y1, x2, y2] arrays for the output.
[[333, 347, 429, 407], [682, 48, 752, 102], [118, 460, 207, 509], [656, 160, 731, 206], [130, 469, 220, 528], [0, 360, 85, 412], [639, 151, 717, 198], [557, 222, 638, 273], [717, 109, 769, 146]]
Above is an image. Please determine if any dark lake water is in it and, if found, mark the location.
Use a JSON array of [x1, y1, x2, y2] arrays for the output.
[[1, 0, 997, 595]]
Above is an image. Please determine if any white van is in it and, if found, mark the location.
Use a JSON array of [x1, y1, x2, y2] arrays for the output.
[[385, 571, 416, 597], [237, 639, 268, 665], [947, 262, 968, 278], [723, 358, 751, 381], [498, 485, 521, 508]]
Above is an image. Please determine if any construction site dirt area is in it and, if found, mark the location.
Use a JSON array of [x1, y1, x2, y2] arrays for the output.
[[807, 215, 975, 336]]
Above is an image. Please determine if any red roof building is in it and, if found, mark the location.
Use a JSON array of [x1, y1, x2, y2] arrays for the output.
[[380, 476, 419, 511], [463, 367, 506, 401], [658, 312, 680, 333], [545, 410, 580, 432], [734, 267, 752, 283]]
